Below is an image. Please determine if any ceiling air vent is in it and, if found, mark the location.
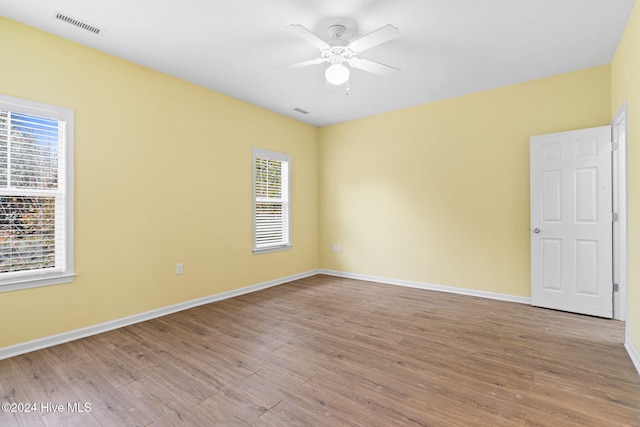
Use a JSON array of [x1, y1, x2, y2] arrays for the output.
[[54, 11, 102, 35], [293, 108, 309, 115]]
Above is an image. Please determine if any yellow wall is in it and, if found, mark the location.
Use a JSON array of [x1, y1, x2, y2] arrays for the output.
[[0, 18, 319, 348], [612, 3, 640, 355], [319, 65, 611, 297]]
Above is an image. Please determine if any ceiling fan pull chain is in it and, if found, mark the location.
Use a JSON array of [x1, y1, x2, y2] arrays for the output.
[[345, 79, 350, 95]]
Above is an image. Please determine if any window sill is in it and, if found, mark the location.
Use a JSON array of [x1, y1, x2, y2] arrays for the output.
[[253, 245, 292, 255], [0, 273, 77, 293]]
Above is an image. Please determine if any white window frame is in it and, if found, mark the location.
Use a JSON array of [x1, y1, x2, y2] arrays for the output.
[[0, 95, 75, 292], [252, 148, 291, 254]]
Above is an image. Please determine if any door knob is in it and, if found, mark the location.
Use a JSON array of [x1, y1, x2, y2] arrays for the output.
[[532, 227, 541, 234]]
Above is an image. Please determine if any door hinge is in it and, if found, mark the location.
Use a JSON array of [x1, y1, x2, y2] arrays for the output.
[[612, 142, 619, 151], [613, 283, 619, 292], [613, 212, 619, 222]]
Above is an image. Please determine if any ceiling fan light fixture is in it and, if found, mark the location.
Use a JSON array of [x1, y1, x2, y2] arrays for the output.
[[325, 63, 350, 85]]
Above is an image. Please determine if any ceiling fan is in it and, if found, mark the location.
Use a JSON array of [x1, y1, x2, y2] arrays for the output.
[[279, 23, 400, 87]]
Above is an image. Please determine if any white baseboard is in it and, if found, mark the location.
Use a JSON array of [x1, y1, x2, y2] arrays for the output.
[[0, 269, 320, 361], [626, 336, 640, 376], [319, 269, 531, 305]]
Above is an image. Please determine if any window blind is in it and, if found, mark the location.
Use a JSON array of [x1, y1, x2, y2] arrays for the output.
[[253, 149, 290, 252], [0, 105, 68, 279]]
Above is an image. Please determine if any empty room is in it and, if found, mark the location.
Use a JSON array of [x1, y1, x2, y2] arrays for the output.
[[1, 0, 640, 425]]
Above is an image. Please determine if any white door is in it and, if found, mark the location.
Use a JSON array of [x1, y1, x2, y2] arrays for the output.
[[530, 126, 613, 318]]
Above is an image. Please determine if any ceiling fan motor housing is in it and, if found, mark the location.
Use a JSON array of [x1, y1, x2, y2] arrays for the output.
[[322, 46, 354, 64]]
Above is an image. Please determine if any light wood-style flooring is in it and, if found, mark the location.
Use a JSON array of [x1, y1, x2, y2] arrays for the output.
[[1, 274, 639, 426]]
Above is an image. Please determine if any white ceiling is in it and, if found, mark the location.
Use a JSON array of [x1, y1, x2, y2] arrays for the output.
[[0, 0, 635, 127]]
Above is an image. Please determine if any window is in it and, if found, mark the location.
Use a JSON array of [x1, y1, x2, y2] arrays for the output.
[[253, 148, 290, 253], [0, 95, 74, 292]]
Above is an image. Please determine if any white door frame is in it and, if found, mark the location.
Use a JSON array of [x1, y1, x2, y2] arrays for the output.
[[612, 101, 629, 322]]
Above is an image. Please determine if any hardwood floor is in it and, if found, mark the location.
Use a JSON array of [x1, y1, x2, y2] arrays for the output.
[[1, 274, 639, 426]]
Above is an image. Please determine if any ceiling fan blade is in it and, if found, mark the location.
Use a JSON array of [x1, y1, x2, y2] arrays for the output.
[[349, 57, 400, 77], [275, 57, 324, 70], [348, 24, 399, 53], [287, 24, 330, 50]]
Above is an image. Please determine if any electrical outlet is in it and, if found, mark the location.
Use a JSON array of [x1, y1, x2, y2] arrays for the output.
[[332, 244, 342, 253], [176, 263, 183, 275]]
